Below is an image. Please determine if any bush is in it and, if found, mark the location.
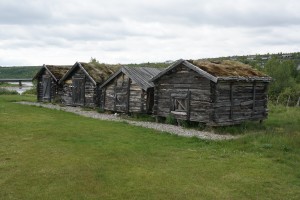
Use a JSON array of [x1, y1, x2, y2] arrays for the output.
[[97, 108, 105, 113], [277, 85, 300, 106], [165, 114, 177, 125]]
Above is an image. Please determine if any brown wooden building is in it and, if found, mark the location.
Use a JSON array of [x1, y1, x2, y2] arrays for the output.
[[100, 66, 162, 113], [151, 59, 272, 126], [33, 65, 71, 102], [59, 62, 115, 107]]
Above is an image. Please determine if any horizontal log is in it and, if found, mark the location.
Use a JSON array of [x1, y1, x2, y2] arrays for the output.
[[171, 111, 187, 116]]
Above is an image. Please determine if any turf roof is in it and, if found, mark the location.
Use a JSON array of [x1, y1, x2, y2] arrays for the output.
[[189, 60, 267, 78], [79, 62, 120, 83], [46, 65, 72, 80]]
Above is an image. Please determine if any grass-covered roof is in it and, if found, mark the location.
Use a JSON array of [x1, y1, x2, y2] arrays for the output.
[[46, 65, 72, 80], [79, 62, 120, 83], [189, 60, 267, 78]]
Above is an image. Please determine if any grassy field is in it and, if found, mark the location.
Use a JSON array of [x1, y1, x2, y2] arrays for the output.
[[0, 95, 299, 199]]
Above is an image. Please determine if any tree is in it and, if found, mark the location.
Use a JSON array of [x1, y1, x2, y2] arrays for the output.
[[264, 57, 297, 98]]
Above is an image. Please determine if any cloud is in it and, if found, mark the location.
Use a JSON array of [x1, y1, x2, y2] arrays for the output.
[[0, 0, 300, 66]]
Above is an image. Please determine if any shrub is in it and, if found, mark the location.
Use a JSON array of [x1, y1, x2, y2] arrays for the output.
[[165, 114, 177, 125], [97, 108, 105, 113]]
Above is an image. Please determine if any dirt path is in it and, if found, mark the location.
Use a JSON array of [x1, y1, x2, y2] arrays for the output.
[[17, 102, 238, 140]]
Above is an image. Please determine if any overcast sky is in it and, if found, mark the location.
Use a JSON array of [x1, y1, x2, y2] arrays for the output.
[[0, 0, 299, 66]]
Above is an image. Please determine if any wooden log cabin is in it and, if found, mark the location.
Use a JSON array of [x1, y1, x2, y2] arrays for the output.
[[151, 59, 272, 126], [59, 62, 115, 107], [33, 65, 71, 102], [100, 66, 162, 114]]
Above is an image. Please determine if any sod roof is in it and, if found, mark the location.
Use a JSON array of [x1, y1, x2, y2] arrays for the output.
[[45, 65, 72, 80], [151, 59, 271, 83], [33, 65, 72, 81], [189, 60, 267, 78], [79, 62, 119, 83]]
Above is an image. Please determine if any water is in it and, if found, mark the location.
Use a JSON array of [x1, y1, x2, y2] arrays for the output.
[[1, 82, 33, 94]]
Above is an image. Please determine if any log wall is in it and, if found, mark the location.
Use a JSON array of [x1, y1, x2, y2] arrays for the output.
[[153, 64, 213, 122], [61, 67, 99, 107], [36, 70, 58, 102], [211, 81, 269, 125], [102, 73, 149, 113], [153, 63, 269, 126]]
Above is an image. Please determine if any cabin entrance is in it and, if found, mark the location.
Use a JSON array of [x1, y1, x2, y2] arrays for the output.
[[42, 76, 51, 102], [72, 77, 85, 106], [115, 87, 127, 112]]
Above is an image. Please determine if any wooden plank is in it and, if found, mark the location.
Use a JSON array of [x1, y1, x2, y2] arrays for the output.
[[252, 81, 256, 112], [187, 90, 191, 120], [113, 80, 117, 112], [230, 82, 233, 119], [126, 78, 131, 113]]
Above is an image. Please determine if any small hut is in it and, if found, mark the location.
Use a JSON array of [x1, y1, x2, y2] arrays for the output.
[[33, 65, 71, 102], [100, 66, 162, 114], [151, 59, 272, 126], [59, 62, 115, 107]]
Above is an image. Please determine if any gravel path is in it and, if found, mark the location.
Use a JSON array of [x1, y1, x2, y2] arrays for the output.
[[17, 102, 237, 140]]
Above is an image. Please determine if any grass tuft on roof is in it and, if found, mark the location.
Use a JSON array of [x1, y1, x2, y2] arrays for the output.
[[46, 65, 72, 80], [190, 60, 268, 78], [80, 62, 120, 83]]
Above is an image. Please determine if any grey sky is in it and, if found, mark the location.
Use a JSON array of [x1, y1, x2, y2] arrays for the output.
[[0, 0, 299, 66]]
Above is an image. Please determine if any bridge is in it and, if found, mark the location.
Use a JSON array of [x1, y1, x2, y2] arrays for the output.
[[0, 79, 33, 88]]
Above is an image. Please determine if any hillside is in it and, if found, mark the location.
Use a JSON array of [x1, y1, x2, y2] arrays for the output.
[[0, 66, 41, 79]]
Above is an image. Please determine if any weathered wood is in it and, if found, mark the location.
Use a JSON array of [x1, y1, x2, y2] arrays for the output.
[[152, 63, 270, 126], [230, 82, 233, 119], [252, 81, 256, 111], [171, 111, 187, 116], [60, 66, 102, 108], [187, 90, 191, 120]]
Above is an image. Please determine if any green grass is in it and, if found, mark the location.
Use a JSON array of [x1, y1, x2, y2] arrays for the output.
[[0, 95, 299, 199]]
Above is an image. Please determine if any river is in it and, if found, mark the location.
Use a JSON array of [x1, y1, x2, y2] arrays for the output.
[[0, 82, 33, 94]]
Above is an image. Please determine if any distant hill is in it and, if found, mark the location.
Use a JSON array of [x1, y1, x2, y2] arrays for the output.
[[0, 66, 41, 79]]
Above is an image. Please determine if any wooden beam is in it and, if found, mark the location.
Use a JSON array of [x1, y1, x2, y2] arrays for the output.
[[187, 90, 191, 121], [230, 82, 233, 119], [126, 78, 131, 114], [113, 81, 117, 112], [252, 81, 256, 111]]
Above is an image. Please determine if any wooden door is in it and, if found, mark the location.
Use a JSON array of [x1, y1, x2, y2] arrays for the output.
[[115, 87, 127, 112], [72, 78, 85, 106], [42, 76, 51, 101]]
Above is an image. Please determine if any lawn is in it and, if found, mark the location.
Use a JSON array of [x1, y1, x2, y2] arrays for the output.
[[0, 95, 299, 199]]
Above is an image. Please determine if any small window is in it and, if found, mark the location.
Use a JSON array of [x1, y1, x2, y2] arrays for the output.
[[170, 93, 189, 115], [173, 98, 187, 112]]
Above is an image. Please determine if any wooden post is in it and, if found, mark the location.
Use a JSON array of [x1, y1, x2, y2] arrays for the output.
[[153, 85, 158, 115], [126, 78, 131, 114], [286, 95, 290, 107], [252, 82, 256, 111], [140, 90, 144, 113], [186, 90, 191, 121], [113, 81, 117, 112], [19, 80, 22, 89], [296, 97, 300, 107], [230, 82, 233, 119]]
